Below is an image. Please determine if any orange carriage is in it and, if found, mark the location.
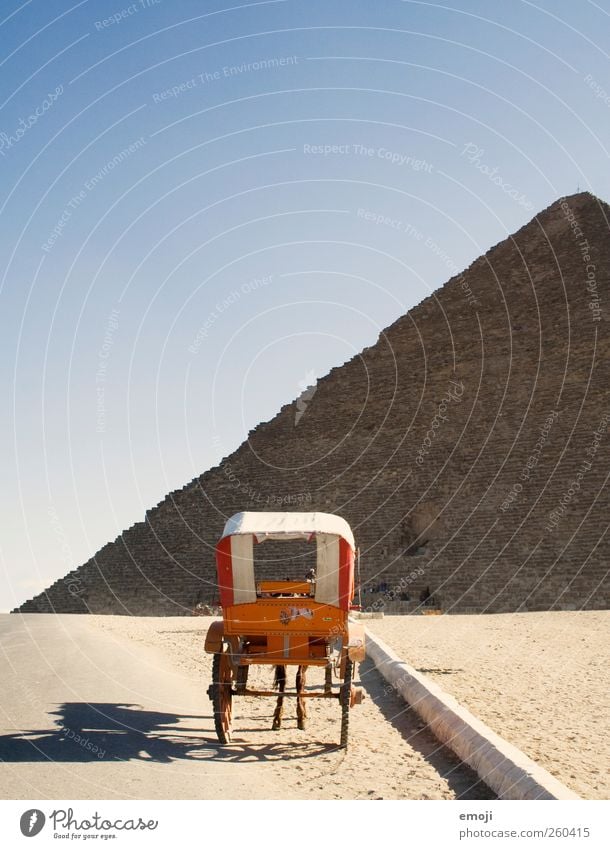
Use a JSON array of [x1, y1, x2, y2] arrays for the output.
[[204, 511, 365, 747]]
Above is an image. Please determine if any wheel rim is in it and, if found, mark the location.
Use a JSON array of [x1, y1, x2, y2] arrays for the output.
[[212, 650, 234, 743], [340, 657, 353, 749]]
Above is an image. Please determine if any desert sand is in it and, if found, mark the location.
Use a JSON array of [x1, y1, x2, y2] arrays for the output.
[[87, 610, 609, 800], [366, 611, 609, 799], [88, 614, 494, 800]]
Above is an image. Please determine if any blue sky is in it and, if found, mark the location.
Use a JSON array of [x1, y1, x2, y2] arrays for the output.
[[1, 0, 609, 610]]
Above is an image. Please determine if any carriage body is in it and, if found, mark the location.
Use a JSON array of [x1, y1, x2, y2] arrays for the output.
[[204, 511, 365, 746]]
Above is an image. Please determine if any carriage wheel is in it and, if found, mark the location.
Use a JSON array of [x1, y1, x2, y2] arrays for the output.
[[212, 650, 234, 744], [339, 657, 353, 749]]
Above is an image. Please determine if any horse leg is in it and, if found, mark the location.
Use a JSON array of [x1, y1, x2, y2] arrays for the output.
[[324, 663, 332, 694], [296, 665, 307, 730], [272, 665, 286, 730]]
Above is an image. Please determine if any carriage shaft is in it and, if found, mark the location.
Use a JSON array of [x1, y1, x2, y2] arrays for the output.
[[234, 688, 340, 698]]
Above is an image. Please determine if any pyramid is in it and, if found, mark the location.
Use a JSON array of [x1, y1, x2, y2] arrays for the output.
[[15, 192, 610, 615]]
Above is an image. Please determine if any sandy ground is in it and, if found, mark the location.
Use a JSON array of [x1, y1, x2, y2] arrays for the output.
[[366, 611, 609, 799], [88, 615, 494, 800]]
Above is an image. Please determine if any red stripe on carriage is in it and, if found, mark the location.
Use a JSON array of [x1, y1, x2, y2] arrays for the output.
[[338, 537, 354, 610], [216, 536, 234, 607]]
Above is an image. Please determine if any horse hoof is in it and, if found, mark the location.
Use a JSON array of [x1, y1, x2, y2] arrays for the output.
[[272, 721, 281, 731], [297, 721, 306, 730]]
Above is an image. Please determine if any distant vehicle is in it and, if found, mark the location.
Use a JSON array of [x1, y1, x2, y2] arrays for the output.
[[204, 511, 365, 748]]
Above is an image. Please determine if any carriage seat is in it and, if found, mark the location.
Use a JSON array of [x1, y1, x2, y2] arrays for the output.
[[257, 580, 314, 598]]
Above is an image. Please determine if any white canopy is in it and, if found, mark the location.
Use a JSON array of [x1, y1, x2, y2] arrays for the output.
[[220, 511, 355, 550]]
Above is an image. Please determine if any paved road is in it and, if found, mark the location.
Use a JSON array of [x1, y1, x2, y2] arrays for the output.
[[0, 614, 494, 800]]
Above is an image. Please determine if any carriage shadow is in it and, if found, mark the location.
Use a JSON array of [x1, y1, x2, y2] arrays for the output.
[[357, 658, 496, 800], [0, 702, 213, 765], [209, 739, 338, 763], [0, 701, 337, 766]]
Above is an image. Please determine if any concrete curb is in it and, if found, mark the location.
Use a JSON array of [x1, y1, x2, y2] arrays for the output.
[[364, 627, 580, 800]]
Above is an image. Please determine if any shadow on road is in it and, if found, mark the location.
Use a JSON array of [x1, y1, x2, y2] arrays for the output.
[[0, 702, 336, 766], [0, 702, 221, 765]]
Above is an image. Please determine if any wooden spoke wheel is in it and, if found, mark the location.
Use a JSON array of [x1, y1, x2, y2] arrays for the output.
[[339, 657, 353, 749], [212, 650, 234, 744]]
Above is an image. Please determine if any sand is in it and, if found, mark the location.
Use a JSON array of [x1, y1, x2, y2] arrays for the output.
[[366, 611, 609, 799], [87, 611, 608, 799], [88, 615, 493, 800]]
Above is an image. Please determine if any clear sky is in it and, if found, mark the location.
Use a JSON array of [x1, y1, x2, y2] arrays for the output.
[[1, 0, 609, 611]]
